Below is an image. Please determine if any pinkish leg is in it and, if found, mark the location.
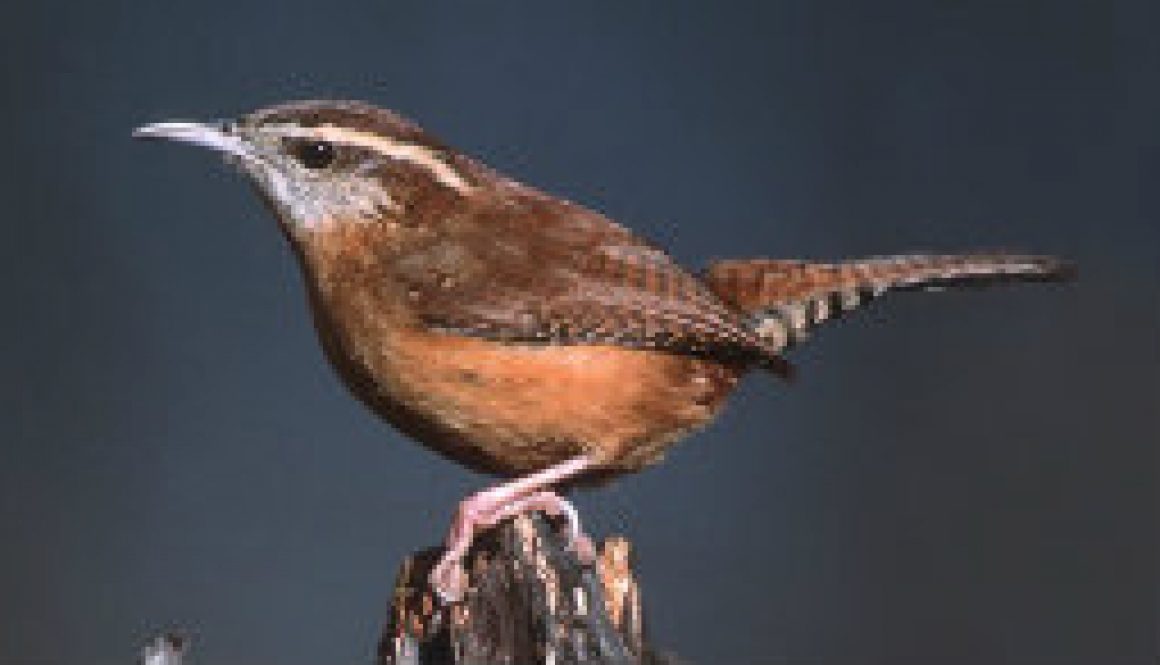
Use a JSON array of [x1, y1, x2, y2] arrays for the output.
[[429, 456, 593, 602], [500, 490, 597, 562]]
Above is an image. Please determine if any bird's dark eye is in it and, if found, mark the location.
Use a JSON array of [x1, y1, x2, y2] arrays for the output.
[[291, 140, 336, 169]]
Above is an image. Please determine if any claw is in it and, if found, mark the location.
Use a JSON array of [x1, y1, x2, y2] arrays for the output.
[[429, 557, 469, 603], [426, 456, 594, 603], [521, 490, 597, 564], [571, 530, 597, 565]]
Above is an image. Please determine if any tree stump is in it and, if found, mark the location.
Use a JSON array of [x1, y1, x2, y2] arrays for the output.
[[378, 513, 669, 665]]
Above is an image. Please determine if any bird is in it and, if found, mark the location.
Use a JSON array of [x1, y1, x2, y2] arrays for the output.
[[134, 100, 1073, 601]]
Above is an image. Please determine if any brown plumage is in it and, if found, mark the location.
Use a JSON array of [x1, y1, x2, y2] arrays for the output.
[[134, 100, 1074, 600], [704, 254, 1075, 351], [294, 221, 743, 480]]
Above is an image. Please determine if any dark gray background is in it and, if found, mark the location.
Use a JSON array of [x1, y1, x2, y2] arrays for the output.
[[2, 2, 1156, 664]]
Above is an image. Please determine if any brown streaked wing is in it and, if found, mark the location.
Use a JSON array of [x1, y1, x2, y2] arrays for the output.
[[391, 192, 785, 370]]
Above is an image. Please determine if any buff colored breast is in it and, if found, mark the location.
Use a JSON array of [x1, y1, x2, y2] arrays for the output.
[[364, 327, 741, 477], [294, 225, 742, 480]]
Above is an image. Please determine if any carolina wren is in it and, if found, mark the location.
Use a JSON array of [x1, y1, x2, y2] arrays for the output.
[[135, 100, 1073, 601]]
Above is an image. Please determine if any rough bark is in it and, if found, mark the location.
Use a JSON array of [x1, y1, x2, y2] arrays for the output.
[[135, 515, 672, 665], [378, 513, 668, 665]]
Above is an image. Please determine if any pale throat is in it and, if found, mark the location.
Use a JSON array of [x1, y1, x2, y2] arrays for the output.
[[291, 173, 400, 232]]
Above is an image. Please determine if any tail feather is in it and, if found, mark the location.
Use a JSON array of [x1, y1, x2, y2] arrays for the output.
[[703, 253, 1074, 353]]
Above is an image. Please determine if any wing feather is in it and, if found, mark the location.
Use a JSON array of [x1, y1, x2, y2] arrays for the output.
[[390, 192, 788, 373]]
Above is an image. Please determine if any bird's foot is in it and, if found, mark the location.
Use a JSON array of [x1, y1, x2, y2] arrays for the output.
[[429, 489, 595, 602], [508, 490, 597, 564], [429, 552, 470, 604]]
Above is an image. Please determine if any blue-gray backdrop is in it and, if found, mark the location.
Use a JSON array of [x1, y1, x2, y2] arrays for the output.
[[2, 2, 1156, 664]]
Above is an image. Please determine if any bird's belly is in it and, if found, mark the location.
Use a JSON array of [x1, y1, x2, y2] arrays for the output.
[[348, 328, 741, 478]]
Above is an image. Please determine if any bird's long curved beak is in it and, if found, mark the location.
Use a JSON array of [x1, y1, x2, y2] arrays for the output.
[[132, 121, 249, 159]]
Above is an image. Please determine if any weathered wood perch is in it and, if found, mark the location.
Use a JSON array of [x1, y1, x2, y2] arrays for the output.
[[378, 513, 674, 665], [136, 514, 672, 665]]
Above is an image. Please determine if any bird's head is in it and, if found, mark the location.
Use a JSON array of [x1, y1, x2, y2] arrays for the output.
[[134, 100, 478, 235]]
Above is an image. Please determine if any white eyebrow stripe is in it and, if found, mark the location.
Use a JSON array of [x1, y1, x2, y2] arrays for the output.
[[278, 124, 473, 194]]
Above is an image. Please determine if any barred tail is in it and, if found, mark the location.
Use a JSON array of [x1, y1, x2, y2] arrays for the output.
[[703, 253, 1075, 353]]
